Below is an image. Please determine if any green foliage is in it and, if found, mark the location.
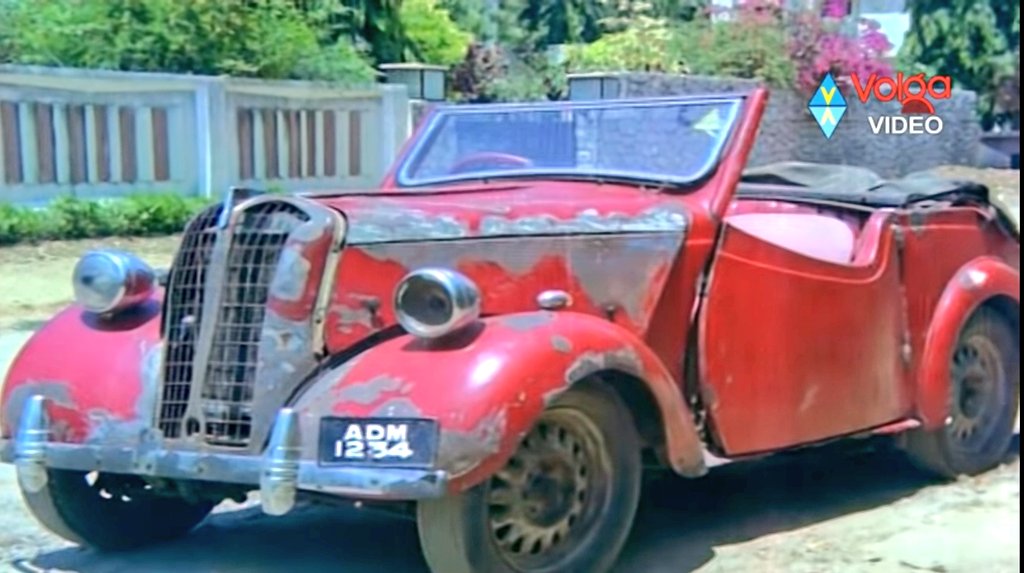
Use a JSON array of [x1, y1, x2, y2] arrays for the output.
[[566, 15, 794, 86], [899, 0, 1020, 129], [401, 0, 472, 66], [0, 193, 210, 246], [566, 16, 685, 73], [487, 53, 567, 102], [0, 0, 376, 82]]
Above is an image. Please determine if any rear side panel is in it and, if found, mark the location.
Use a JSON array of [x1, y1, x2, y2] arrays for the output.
[[898, 206, 1020, 427]]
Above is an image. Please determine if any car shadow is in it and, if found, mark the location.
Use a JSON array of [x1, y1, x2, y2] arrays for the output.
[[20, 437, 1019, 573]]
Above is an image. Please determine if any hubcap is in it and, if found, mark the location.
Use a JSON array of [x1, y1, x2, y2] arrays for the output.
[[487, 409, 610, 568], [949, 334, 1004, 449]]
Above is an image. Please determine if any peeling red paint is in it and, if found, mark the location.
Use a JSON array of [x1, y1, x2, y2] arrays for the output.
[[293, 311, 707, 490], [1, 302, 162, 442]]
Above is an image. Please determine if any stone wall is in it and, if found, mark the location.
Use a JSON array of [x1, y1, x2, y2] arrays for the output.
[[577, 73, 985, 177]]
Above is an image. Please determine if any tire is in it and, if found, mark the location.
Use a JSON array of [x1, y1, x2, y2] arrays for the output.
[[902, 307, 1020, 478], [417, 381, 642, 573], [21, 469, 214, 551]]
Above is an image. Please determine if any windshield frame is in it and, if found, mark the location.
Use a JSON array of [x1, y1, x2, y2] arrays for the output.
[[392, 95, 747, 190]]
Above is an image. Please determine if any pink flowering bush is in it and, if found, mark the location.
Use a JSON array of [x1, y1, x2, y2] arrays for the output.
[[569, 0, 893, 94], [787, 0, 894, 93]]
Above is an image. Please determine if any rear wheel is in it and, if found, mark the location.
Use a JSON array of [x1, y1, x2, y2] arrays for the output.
[[903, 307, 1019, 477], [21, 469, 214, 551], [417, 381, 642, 573]]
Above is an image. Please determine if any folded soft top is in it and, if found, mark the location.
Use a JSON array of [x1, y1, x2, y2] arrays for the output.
[[738, 161, 1018, 236]]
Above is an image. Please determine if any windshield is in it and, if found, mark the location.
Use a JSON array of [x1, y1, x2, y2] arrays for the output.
[[394, 97, 744, 188]]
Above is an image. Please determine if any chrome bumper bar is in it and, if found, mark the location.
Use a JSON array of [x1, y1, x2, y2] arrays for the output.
[[0, 396, 447, 515]]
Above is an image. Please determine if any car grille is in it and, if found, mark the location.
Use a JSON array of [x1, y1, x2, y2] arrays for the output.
[[158, 200, 310, 447]]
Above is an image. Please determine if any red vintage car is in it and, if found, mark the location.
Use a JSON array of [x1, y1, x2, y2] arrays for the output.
[[1, 90, 1019, 572]]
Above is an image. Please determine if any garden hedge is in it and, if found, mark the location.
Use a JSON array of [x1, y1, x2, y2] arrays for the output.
[[0, 193, 212, 246]]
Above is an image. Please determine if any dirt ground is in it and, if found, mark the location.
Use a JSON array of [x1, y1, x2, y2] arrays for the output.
[[0, 167, 1020, 572]]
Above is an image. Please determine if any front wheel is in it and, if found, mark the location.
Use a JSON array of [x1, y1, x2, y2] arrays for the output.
[[21, 469, 214, 551], [417, 381, 642, 573], [902, 307, 1020, 478]]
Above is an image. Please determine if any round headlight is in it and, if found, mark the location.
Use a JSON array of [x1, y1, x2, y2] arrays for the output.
[[72, 250, 155, 314], [394, 268, 480, 339]]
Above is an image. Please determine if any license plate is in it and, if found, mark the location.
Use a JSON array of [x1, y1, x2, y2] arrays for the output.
[[319, 418, 437, 467]]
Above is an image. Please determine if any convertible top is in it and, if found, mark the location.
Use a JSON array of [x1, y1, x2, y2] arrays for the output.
[[738, 161, 1019, 236]]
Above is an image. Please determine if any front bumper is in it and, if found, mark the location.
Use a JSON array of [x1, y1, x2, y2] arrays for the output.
[[0, 395, 448, 515]]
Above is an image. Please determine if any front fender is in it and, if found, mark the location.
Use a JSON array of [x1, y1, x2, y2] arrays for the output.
[[1, 299, 163, 443], [917, 256, 1020, 428], [291, 311, 706, 492]]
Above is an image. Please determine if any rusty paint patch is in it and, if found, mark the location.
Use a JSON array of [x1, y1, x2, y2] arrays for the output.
[[344, 205, 688, 245], [331, 295, 381, 334], [335, 375, 405, 406], [564, 347, 645, 385], [269, 247, 312, 302], [499, 312, 555, 331], [437, 408, 507, 476], [351, 230, 685, 334], [551, 335, 573, 354], [245, 310, 320, 441], [290, 217, 332, 243], [87, 342, 163, 445], [479, 206, 688, 238], [569, 233, 683, 324], [370, 397, 424, 418], [346, 208, 470, 245], [359, 239, 555, 277]]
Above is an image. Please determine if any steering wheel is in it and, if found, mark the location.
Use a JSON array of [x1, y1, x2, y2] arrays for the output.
[[448, 152, 533, 175]]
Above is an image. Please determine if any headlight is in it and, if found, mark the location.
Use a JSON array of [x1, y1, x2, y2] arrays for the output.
[[72, 250, 156, 314], [394, 268, 480, 339]]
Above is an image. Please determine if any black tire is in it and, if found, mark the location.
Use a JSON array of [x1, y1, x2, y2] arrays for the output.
[[417, 381, 642, 573], [902, 307, 1020, 478], [21, 469, 214, 551]]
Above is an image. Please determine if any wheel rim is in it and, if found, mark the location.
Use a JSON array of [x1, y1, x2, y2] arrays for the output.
[[948, 333, 1006, 451], [486, 408, 612, 570]]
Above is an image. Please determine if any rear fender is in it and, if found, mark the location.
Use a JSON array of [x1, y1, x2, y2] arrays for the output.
[[917, 257, 1020, 428], [1, 299, 163, 443], [290, 311, 706, 492]]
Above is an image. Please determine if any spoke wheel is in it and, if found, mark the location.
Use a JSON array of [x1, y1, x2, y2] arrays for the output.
[[417, 381, 642, 573], [487, 410, 611, 570], [948, 335, 1004, 449], [902, 307, 1019, 478]]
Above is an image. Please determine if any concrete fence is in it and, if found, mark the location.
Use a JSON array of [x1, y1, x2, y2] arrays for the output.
[[0, 65, 410, 204]]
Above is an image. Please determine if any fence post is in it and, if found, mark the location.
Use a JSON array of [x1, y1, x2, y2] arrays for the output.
[[377, 85, 411, 181], [194, 77, 232, 198]]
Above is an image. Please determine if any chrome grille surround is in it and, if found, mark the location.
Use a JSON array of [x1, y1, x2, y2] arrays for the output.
[[157, 195, 341, 448], [159, 204, 222, 439]]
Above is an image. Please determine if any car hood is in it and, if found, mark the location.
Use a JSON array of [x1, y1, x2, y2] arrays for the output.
[[311, 181, 690, 245]]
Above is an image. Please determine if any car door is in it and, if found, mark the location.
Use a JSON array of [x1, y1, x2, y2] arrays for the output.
[[697, 208, 912, 455]]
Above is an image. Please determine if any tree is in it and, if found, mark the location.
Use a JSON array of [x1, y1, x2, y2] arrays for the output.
[[0, 0, 375, 81], [899, 0, 1020, 129], [400, 0, 471, 65]]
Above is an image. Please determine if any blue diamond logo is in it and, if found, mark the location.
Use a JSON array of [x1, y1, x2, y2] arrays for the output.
[[808, 73, 847, 139]]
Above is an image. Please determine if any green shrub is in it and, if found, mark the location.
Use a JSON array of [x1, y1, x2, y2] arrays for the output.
[[566, 15, 795, 86], [0, 192, 211, 246], [401, 0, 472, 67]]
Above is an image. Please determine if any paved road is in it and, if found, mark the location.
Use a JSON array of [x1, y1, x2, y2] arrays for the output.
[[0, 330, 1019, 573]]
